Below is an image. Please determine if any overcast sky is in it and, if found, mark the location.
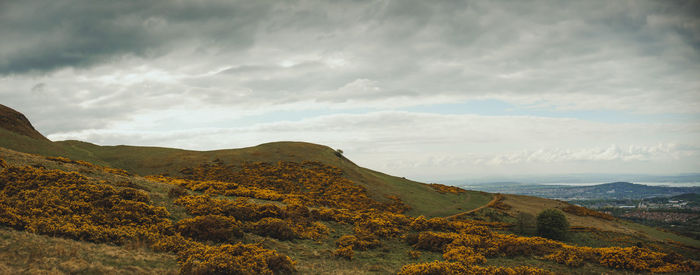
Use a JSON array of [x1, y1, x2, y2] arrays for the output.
[[1, 0, 699, 181]]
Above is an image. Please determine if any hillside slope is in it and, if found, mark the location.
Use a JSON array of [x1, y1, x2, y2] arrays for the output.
[[1, 147, 698, 274], [0, 104, 489, 217]]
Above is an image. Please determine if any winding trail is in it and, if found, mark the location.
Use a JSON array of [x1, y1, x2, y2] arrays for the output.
[[446, 193, 504, 220]]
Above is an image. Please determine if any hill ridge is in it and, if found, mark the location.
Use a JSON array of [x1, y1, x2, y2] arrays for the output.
[[0, 105, 492, 217], [0, 104, 48, 141]]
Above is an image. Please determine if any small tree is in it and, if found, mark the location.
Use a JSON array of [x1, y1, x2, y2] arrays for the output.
[[536, 209, 569, 240]]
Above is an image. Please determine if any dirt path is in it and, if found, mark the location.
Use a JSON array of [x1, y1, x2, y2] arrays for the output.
[[446, 193, 502, 220]]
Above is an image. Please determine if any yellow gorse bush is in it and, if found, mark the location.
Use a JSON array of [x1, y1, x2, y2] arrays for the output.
[[0, 161, 295, 274], [46, 156, 131, 176], [0, 165, 170, 244], [175, 214, 244, 242], [180, 243, 295, 274], [163, 160, 410, 212], [397, 260, 553, 275]]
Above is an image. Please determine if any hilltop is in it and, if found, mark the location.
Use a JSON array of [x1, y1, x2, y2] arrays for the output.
[[1, 104, 699, 274], [0, 104, 48, 141]]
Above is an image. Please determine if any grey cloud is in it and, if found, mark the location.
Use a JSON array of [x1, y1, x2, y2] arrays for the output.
[[1, 0, 699, 137], [0, 0, 270, 74]]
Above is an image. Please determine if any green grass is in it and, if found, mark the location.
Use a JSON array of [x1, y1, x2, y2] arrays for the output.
[[254, 221, 444, 274], [360, 169, 492, 217], [0, 227, 178, 275], [621, 220, 700, 248]]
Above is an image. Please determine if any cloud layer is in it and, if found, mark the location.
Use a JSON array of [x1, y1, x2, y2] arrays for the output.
[[1, 0, 699, 180]]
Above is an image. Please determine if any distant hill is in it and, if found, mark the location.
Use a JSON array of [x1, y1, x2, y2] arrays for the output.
[[466, 181, 700, 200]]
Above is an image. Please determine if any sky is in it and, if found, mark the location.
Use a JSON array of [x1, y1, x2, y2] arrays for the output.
[[1, 0, 699, 182]]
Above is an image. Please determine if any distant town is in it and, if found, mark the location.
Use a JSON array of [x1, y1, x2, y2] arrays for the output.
[[462, 181, 700, 240]]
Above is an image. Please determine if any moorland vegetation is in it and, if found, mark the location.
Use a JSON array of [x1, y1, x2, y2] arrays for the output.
[[1, 156, 698, 274]]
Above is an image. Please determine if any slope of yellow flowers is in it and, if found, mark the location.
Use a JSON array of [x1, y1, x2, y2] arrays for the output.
[[1, 156, 698, 274], [164, 160, 410, 212], [0, 161, 294, 274]]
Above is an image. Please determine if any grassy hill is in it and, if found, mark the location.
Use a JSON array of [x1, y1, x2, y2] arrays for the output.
[[2, 147, 699, 274], [0, 104, 490, 218], [1, 104, 699, 274]]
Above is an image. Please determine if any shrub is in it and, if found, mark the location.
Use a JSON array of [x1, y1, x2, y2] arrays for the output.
[[249, 218, 298, 240], [117, 188, 150, 203], [536, 209, 569, 240], [492, 234, 563, 257], [336, 235, 358, 248], [409, 216, 451, 232], [412, 232, 458, 252], [543, 246, 588, 267], [335, 234, 380, 251], [175, 215, 243, 242], [283, 204, 310, 219], [354, 215, 402, 238], [180, 243, 295, 274], [167, 185, 188, 198], [598, 246, 671, 272], [442, 246, 486, 265], [293, 221, 331, 240], [174, 195, 279, 221], [333, 245, 354, 260], [255, 204, 285, 220], [408, 250, 421, 259], [397, 261, 468, 275]]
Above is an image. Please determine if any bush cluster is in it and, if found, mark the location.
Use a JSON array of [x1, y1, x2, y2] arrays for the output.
[[335, 234, 380, 251], [162, 160, 410, 212], [397, 260, 552, 275], [174, 194, 331, 241], [0, 161, 296, 275], [175, 215, 244, 242], [46, 156, 131, 176], [248, 218, 298, 240], [180, 243, 295, 274], [0, 165, 170, 244]]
